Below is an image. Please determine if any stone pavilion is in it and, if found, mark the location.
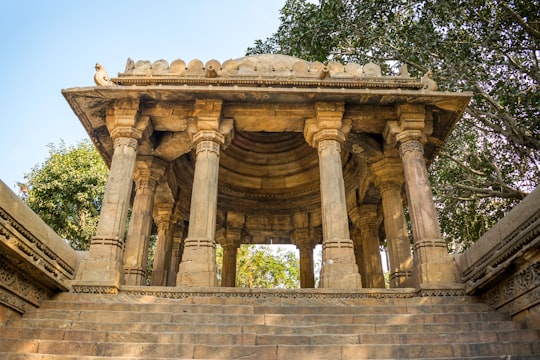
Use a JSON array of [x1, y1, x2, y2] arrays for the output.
[[63, 54, 471, 293]]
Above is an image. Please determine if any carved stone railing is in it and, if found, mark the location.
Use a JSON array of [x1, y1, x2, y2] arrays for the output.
[[455, 186, 540, 329], [0, 180, 80, 317]]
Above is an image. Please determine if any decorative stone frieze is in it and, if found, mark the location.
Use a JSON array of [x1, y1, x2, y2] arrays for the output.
[[115, 55, 428, 91], [0, 181, 79, 312]]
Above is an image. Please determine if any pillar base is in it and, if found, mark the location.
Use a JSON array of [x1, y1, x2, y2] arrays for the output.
[[151, 269, 169, 286], [320, 240, 362, 288], [413, 248, 459, 288], [124, 268, 147, 286], [176, 239, 217, 287], [75, 240, 124, 289], [390, 270, 413, 288], [320, 263, 362, 288]]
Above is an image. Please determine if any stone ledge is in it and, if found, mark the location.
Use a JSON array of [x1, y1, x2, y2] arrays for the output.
[[0, 180, 80, 313], [69, 285, 468, 299]]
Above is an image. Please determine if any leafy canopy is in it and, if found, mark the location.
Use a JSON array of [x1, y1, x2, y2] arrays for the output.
[[248, 0, 539, 249], [217, 245, 300, 288], [24, 140, 108, 250]]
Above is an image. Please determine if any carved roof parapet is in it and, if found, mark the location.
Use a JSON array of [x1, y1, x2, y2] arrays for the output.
[[112, 54, 427, 90]]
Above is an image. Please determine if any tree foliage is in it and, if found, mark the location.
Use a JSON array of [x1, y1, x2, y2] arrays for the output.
[[23, 140, 108, 250], [217, 245, 300, 288], [248, 0, 539, 249]]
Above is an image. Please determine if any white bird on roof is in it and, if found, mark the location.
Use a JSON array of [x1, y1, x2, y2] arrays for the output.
[[94, 63, 114, 86]]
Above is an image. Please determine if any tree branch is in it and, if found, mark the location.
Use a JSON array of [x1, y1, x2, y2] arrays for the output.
[[498, 2, 540, 40]]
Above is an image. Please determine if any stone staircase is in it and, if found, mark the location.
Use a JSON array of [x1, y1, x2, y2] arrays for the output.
[[0, 289, 538, 359]]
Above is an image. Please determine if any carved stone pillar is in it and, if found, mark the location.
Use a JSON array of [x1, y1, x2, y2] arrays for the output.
[[304, 102, 361, 288], [167, 222, 186, 287], [350, 226, 367, 286], [220, 233, 240, 288], [74, 99, 145, 291], [371, 158, 413, 288], [151, 203, 175, 286], [123, 157, 166, 285], [217, 212, 244, 287], [397, 130, 458, 287], [351, 206, 385, 288], [293, 228, 317, 288], [177, 130, 224, 286]]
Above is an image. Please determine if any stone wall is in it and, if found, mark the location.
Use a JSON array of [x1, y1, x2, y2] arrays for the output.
[[0, 180, 80, 324], [455, 186, 540, 329]]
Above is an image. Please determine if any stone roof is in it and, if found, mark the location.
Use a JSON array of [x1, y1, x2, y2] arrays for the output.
[[112, 54, 429, 90]]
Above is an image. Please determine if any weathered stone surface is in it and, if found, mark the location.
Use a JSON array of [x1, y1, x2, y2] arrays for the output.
[[2, 289, 538, 359]]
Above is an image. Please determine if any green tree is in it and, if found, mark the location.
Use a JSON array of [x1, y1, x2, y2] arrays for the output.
[[23, 140, 108, 250], [248, 0, 539, 249], [217, 245, 300, 288]]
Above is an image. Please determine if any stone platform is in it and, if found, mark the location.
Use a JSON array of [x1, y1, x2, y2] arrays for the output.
[[1, 287, 538, 359]]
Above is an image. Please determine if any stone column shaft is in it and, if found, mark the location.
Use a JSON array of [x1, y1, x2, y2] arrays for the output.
[[372, 159, 413, 288], [123, 177, 158, 285], [397, 131, 457, 286], [167, 223, 185, 287], [177, 131, 224, 286], [318, 135, 361, 288], [298, 244, 315, 288], [350, 227, 367, 286], [381, 182, 413, 287], [151, 205, 174, 286], [305, 106, 361, 288], [293, 228, 317, 288], [353, 206, 385, 288], [221, 243, 239, 287], [123, 157, 166, 285], [75, 136, 139, 288]]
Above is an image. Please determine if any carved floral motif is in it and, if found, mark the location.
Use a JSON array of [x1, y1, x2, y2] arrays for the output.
[[482, 262, 540, 315], [113, 137, 139, 151], [318, 139, 341, 154], [399, 140, 424, 157], [196, 140, 220, 155]]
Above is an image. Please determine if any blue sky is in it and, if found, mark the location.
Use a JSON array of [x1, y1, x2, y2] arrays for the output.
[[0, 1, 284, 191]]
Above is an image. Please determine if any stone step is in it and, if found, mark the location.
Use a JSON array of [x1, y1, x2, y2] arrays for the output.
[[3, 326, 536, 346], [37, 301, 495, 315], [18, 308, 510, 325], [2, 355, 539, 360], [2, 356, 540, 360], [0, 340, 537, 359], [7, 317, 522, 335]]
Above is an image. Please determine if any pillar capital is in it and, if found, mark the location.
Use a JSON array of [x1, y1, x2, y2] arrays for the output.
[[154, 202, 174, 230], [396, 130, 427, 146], [194, 98, 223, 129], [371, 158, 405, 191], [105, 98, 151, 141], [304, 101, 350, 147], [383, 103, 427, 147], [292, 228, 319, 249], [133, 156, 167, 190], [349, 205, 380, 228]]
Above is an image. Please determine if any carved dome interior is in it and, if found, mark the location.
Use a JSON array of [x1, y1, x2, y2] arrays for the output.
[[218, 131, 321, 215]]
